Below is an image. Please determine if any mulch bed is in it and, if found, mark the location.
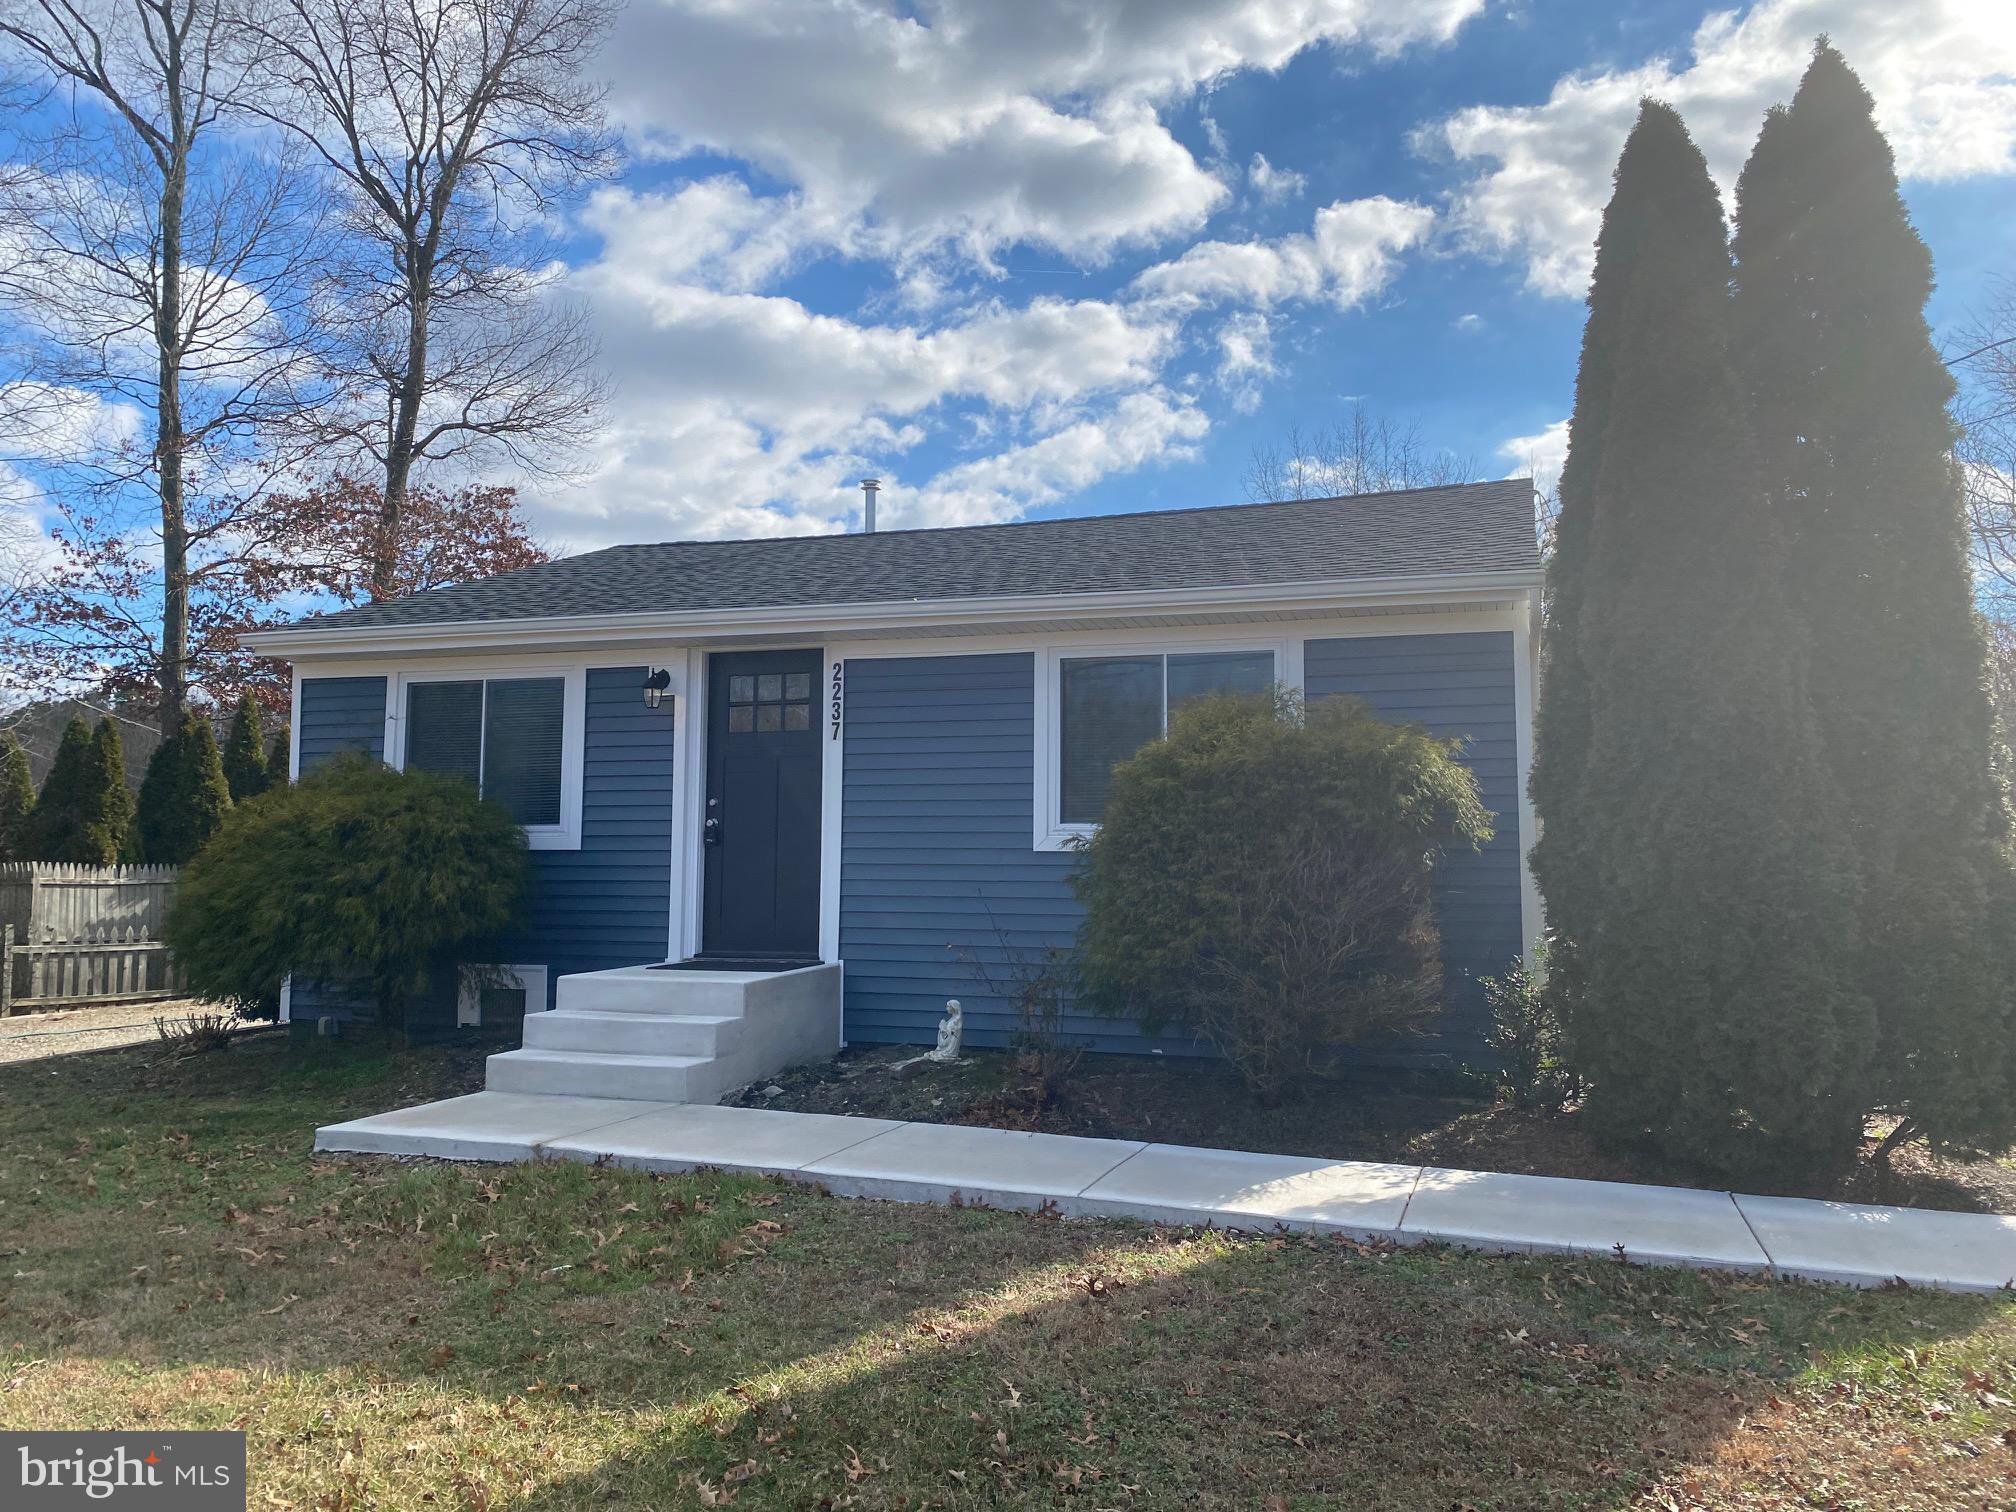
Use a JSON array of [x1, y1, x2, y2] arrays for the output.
[[726, 1043, 2016, 1215]]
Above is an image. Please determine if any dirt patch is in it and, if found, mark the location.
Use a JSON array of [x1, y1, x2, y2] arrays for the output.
[[0, 998, 247, 1067], [728, 1044, 2016, 1214]]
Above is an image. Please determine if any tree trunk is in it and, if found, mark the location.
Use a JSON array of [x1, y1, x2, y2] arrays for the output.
[[1871, 1116, 1920, 1165], [375, 263, 429, 602], [155, 125, 189, 737]]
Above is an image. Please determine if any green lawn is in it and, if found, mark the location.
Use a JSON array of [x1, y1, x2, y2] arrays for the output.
[[2, 1032, 2012, 1509]]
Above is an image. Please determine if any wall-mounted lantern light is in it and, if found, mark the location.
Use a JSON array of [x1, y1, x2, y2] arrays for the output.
[[642, 667, 672, 708]]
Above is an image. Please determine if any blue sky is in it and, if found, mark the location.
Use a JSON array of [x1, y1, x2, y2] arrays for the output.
[[5, 0, 2012, 562], [534, 0, 2015, 551]]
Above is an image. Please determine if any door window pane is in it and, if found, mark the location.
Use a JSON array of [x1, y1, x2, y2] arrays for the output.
[[783, 702, 810, 730], [1168, 650, 1274, 713], [729, 675, 755, 703], [757, 673, 783, 701], [405, 681, 482, 790], [1059, 657, 1161, 824], [784, 672, 812, 700], [756, 704, 782, 732], [728, 705, 754, 732], [483, 678, 564, 826]]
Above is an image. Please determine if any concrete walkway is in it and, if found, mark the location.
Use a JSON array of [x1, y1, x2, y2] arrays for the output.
[[316, 1092, 2016, 1294]]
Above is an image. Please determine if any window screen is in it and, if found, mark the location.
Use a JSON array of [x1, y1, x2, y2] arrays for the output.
[[482, 678, 564, 825], [404, 676, 565, 828], [1057, 650, 1275, 825], [405, 681, 483, 789]]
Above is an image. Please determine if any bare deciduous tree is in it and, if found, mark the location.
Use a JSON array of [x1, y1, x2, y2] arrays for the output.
[[0, 0, 328, 731], [1955, 276, 2016, 624], [1244, 403, 1477, 503], [241, 0, 616, 596]]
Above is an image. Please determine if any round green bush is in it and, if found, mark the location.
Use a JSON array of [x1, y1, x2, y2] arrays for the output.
[[1073, 689, 1492, 1102], [166, 753, 532, 1026]]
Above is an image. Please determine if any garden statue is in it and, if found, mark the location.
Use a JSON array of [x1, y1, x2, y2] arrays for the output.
[[929, 999, 963, 1062], [893, 999, 962, 1077]]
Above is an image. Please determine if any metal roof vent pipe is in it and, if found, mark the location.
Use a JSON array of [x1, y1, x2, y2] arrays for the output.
[[859, 477, 880, 533]]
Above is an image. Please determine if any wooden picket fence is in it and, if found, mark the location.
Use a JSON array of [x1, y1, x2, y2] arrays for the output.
[[0, 861, 179, 945], [1, 922, 186, 1015], [0, 863, 188, 1014]]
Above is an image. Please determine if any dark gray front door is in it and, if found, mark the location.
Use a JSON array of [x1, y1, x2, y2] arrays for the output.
[[701, 649, 822, 959]]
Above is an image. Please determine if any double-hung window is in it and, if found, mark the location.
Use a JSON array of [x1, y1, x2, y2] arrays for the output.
[[398, 671, 583, 848], [1040, 643, 1279, 845]]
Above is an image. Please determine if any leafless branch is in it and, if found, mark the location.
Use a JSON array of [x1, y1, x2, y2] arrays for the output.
[[238, 0, 617, 594], [1244, 402, 1476, 503]]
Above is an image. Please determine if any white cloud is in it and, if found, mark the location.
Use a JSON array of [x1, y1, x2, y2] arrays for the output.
[[1130, 196, 1435, 310], [604, 0, 1481, 270], [0, 382, 145, 462], [1453, 311, 1485, 333], [1499, 417, 1569, 499], [546, 186, 1440, 547], [1247, 152, 1307, 202], [538, 3, 1491, 547], [1214, 311, 1275, 413], [907, 389, 1210, 527], [1424, 0, 2016, 296], [578, 179, 854, 294]]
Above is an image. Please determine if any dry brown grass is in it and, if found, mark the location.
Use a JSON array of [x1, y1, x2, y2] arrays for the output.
[[2, 1033, 2012, 1509]]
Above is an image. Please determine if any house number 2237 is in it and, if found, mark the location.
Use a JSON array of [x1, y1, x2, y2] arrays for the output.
[[829, 660, 844, 741]]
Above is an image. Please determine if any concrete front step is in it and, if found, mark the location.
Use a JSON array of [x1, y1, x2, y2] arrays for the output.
[[490, 962, 842, 1108], [520, 1008, 744, 1059], [555, 970, 758, 1016], [486, 1047, 724, 1103]]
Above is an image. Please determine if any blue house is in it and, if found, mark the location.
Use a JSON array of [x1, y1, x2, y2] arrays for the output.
[[248, 480, 1541, 1092]]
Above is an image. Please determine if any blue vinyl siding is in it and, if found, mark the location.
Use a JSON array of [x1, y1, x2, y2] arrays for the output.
[[495, 666, 676, 1005], [296, 676, 387, 771], [839, 652, 1168, 1053], [839, 634, 1524, 1067], [289, 666, 675, 1026], [1303, 631, 1524, 1063]]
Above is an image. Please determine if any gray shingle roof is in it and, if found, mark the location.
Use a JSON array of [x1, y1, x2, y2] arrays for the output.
[[280, 480, 1538, 634]]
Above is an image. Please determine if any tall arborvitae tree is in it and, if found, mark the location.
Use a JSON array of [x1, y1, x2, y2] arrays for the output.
[[26, 715, 121, 864], [137, 711, 233, 865], [1525, 76, 1634, 1017], [0, 730, 35, 861], [88, 717, 135, 863], [1733, 42, 2016, 1155], [1540, 101, 1868, 1176], [221, 696, 270, 803], [265, 724, 290, 788]]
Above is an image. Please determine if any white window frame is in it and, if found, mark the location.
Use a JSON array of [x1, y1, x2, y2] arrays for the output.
[[389, 666, 587, 851], [1034, 633, 1289, 851], [457, 963, 550, 1026]]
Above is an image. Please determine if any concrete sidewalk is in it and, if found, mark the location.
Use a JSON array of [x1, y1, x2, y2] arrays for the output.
[[316, 1092, 2016, 1294]]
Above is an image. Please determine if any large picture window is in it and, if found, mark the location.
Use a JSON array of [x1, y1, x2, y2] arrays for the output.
[[402, 674, 571, 834], [1055, 648, 1276, 825]]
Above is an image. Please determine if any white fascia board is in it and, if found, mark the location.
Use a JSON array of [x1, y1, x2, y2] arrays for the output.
[[239, 569, 1545, 660]]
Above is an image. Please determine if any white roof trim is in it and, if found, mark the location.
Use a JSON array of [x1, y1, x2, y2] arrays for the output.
[[242, 568, 1543, 659]]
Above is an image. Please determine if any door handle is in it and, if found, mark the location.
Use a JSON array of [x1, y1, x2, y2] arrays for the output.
[[704, 815, 722, 847]]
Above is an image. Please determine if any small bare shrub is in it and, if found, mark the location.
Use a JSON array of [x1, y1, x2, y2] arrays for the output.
[[154, 1009, 238, 1055], [954, 902, 1085, 1107]]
